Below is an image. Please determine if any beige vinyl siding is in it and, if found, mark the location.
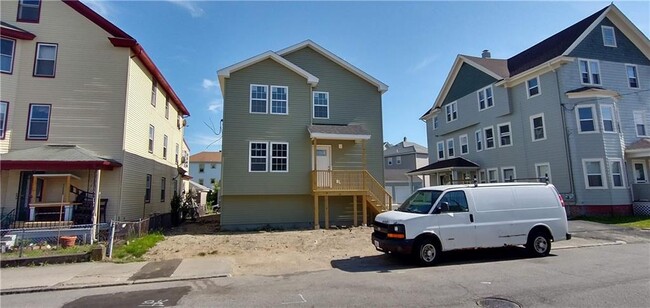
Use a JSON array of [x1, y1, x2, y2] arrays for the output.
[[0, 171, 18, 213]]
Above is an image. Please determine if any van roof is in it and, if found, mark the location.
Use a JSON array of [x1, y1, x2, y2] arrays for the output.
[[419, 182, 550, 191]]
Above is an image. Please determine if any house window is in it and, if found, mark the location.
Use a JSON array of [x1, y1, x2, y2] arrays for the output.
[[199, 163, 205, 173], [165, 97, 170, 119], [34, 43, 57, 77], [530, 114, 546, 141], [610, 160, 625, 188], [148, 125, 154, 153], [270, 86, 288, 115], [163, 135, 168, 159], [477, 86, 493, 111], [387, 157, 393, 165], [250, 84, 268, 113], [211, 163, 216, 169], [459, 134, 468, 155], [436, 141, 444, 160], [484, 127, 495, 149], [0, 101, 7, 139], [498, 123, 512, 147], [577, 105, 598, 133], [583, 159, 606, 188], [161, 177, 166, 202], [601, 26, 616, 47], [527, 77, 540, 98], [535, 163, 551, 183], [172, 179, 178, 197], [446, 138, 455, 158], [270, 142, 288, 172], [396, 156, 401, 165], [17, 0, 41, 23], [579, 59, 601, 85], [27, 104, 50, 140], [475, 130, 483, 152], [175, 143, 179, 164], [313, 91, 329, 119], [433, 115, 439, 130], [487, 168, 498, 183], [502, 167, 516, 182], [210, 178, 215, 184], [145, 174, 152, 203], [479, 170, 486, 183], [633, 161, 648, 183], [249, 142, 268, 172], [634, 111, 647, 137], [600, 105, 616, 133], [626, 65, 639, 88], [445, 102, 457, 122], [150, 80, 157, 106], [198, 179, 204, 186], [1, 38, 15, 74]]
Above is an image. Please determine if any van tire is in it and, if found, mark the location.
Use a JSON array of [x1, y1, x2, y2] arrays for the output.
[[415, 239, 440, 266], [527, 231, 551, 257]]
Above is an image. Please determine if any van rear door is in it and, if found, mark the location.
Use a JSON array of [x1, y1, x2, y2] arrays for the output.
[[435, 190, 476, 250]]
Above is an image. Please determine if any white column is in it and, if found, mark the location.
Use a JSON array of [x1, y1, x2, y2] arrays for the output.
[[90, 169, 102, 244]]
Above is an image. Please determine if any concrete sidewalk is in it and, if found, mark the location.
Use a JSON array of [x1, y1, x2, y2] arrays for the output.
[[0, 256, 233, 295]]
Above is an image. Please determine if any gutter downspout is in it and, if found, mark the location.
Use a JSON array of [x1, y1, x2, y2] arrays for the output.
[[555, 69, 576, 216]]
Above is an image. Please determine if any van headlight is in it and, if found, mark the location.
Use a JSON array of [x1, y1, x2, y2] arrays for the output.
[[392, 224, 405, 233]]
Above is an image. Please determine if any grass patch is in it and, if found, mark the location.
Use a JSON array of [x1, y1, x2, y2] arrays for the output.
[[1, 245, 94, 260], [578, 216, 650, 229], [112, 232, 164, 262]]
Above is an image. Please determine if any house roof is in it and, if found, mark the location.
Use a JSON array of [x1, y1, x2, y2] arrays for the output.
[[461, 55, 510, 79], [0, 21, 35, 40], [189, 180, 211, 192], [308, 124, 371, 140], [190, 151, 222, 163], [62, 0, 189, 116], [565, 86, 620, 99], [628, 138, 650, 151], [384, 140, 428, 156], [407, 157, 479, 175], [0, 145, 122, 170]]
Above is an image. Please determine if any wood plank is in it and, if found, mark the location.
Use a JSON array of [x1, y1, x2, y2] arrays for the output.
[[362, 194, 367, 226], [353, 195, 358, 227], [324, 195, 329, 229], [313, 194, 319, 229]]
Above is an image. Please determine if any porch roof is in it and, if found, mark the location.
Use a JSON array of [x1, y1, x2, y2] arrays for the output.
[[308, 124, 371, 141], [626, 138, 650, 158], [0, 145, 122, 170], [407, 157, 479, 176]]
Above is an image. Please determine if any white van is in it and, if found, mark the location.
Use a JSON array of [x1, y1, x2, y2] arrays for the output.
[[372, 183, 571, 266]]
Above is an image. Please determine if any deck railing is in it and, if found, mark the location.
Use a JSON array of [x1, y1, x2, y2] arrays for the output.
[[311, 170, 392, 212]]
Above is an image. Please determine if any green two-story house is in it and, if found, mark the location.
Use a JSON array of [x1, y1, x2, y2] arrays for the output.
[[217, 40, 390, 230]]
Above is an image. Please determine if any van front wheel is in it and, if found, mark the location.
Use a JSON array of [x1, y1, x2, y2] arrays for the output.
[[527, 231, 551, 257], [416, 240, 440, 266]]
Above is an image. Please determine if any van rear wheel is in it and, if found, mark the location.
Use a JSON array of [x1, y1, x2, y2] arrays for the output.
[[415, 239, 440, 266], [527, 231, 551, 257]]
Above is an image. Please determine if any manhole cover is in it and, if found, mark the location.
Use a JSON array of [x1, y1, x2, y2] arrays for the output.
[[477, 297, 522, 308]]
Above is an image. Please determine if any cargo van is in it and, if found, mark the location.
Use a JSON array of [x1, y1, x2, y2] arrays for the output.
[[371, 183, 571, 266]]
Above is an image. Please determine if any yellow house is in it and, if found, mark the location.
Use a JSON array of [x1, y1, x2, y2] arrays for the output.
[[0, 0, 190, 226]]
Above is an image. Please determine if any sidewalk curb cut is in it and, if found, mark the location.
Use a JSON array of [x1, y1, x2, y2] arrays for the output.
[[555, 240, 626, 250], [0, 273, 231, 295]]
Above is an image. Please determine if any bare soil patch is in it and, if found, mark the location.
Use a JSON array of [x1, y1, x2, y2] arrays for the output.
[[144, 214, 382, 276]]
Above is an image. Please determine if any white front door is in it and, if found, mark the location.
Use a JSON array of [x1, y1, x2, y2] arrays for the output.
[[315, 145, 332, 187]]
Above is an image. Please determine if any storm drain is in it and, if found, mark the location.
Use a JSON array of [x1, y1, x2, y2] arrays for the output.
[[477, 297, 522, 308]]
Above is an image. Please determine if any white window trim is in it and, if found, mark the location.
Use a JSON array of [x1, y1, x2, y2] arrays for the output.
[[165, 97, 170, 119], [163, 134, 168, 159], [582, 158, 608, 189], [475, 130, 483, 152], [601, 25, 617, 47], [446, 138, 455, 158], [151, 80, 157, 107], [145, 174, 152, 203], [436, 141, 445, 161], [387, 157, 393, 165], [148, 125, 155, 153], [396, 156, 401, 165], [249, 141, 268, 172], [313, 91, 329, 119], [609, 159, 626, 189], [270, 85, 289, 115], [34, 43, 57, 77], [479, 170, 487, 183], [625, 64, 639, 89], [526, 76, 541, 99], [634, 111, 648, 137], [530, 113, 547, 142], [487, 168, 498, 183], [250, 84, 268, 114], [578, 59, 601, 85], [477, 86, 494, 111], [501, 166, 516, 182], [497, 122, 512, 148], [535, 163, 552, 183], [484, 126, 495, 149], [600, 104, 616, 133], [270, 142, 289, 173], [633, 160, 648, 184], [433, 115, 439, 130], [1, 38, 15, 74], [459, 134, 469, 155], [445, 101, 458, 123], [576, 104, 599, 134]]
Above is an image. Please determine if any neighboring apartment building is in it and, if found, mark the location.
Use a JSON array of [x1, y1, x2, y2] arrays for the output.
[[0, 0, 190, 224], [414, 4, 649, 216], [218, 40, 389, 230], [189, 151, 222, 187], [384, 138, 429, 204]]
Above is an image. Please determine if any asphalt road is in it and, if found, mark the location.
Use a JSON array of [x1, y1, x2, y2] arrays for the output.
[[2, 242, 649, 307]]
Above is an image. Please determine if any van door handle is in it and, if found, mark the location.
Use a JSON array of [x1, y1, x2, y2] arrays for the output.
[[469, 214, 474, 223]]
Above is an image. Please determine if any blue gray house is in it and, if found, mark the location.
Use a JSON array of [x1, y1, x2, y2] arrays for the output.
[[413, 4, 649, 216]]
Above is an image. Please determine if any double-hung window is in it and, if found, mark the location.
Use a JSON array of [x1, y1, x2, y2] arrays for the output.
[[502, 167, 516, 182], [165, 97, 170, 119], [535, 163, 551, 183], [151, 80, 157, 106], [250, 85, 268, 113], [175, 143, 179, 164], [270, 142, 288, 172], [583, 159, 606, 189], [600, 105, 616, 133], [498, 123, 512, 147], [163, 135, 168, 159], [601, 26, 616, 47], [609, 160, 625, 188], [17, 0, 41, 22], [249, 142, 268, 172], [459, 134, 468, 155], [199, 163, 205, 173], [27, 104, 50, 140], [161, 177, 166, 202], [34, 43, 57, 77], [313, 91, 329, 119], [387, 157, 393, 165], [530, 114, 546, 141], [633, 161, 648, 183], [148, 125, 155, 153], [433, 116, 439, 130], [477, 86, 493, 111], [0, 102, 7, 139], [527, 77, 540, 98], [484, 126, 495, 149], [626, 65, 639, 88], [475, 130, 483, 151], [446, 138, 455, 158], [396, 156, 401, 165], [145, 174, 152, 203], [634, 111, 647, 136], [577, 105, 598, 133], [270, 86, 288, 115], [487, 168, 498, 183], [436, 141, 445, 160], [579, 59, 601, 85], [1, 38, 15, 74], [445, 102, 457, 122]]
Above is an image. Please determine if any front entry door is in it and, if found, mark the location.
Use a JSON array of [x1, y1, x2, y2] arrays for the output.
[[315, 145, 332, 187]]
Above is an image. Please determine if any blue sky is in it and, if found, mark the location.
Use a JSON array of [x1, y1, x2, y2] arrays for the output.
[[82, 0, 650, 154]]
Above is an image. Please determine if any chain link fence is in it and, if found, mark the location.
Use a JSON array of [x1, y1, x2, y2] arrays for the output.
[[0, 223, 110, 258], [106, 218, 150, 258]]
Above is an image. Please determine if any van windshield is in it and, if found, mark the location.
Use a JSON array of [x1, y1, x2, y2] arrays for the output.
[[396, 190, 443, 214]]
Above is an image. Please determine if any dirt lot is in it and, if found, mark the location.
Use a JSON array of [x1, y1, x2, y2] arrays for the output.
[[144, 214, 383, 276]]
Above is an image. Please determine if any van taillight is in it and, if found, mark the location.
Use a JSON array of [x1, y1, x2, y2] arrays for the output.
[[558, 194, 565, 207]]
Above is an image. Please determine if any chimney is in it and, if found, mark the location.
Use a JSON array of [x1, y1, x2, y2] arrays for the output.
[[482, 49, 491, 59], [403, 137, 407, 142]]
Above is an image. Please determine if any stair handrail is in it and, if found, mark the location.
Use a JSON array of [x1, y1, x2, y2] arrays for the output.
[[362, 170, 392, 212]]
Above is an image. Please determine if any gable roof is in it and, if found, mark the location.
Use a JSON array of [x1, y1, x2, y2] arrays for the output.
[[277, 40, 388, 93], [384, 140, 428, 156], [62, 0, 189, 116], [190, 151, 222, 163]]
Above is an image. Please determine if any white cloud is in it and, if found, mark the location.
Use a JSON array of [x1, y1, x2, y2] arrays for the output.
[[165, 0, 205, 18], [410, 55, 438, 73], [208, 100, 223, 112], [81, 0, 112, 18], [202, 78, 218, 90]]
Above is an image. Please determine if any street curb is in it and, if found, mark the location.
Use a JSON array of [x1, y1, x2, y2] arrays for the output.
[[0, 273, 231, 295], [554, 240, 626, 250]]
